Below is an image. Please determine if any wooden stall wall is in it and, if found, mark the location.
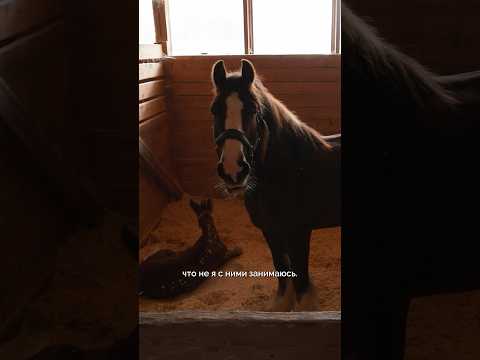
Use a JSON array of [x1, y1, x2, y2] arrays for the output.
[[1, 0, 138, 352], [139, 45, 182, 245], [0, 0, 73, 342], [167, 55, 341, 196], [65, 0, 139, 219]]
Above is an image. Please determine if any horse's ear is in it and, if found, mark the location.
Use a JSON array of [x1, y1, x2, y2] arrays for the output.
[[189, 199, 202, 215], [241, 59, 255, 85], [212, 60, 226, 88]]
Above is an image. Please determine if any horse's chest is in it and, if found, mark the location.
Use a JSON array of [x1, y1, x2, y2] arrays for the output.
[[245, 173, 338, 230]]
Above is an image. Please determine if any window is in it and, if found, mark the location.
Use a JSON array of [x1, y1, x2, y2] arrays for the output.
[[252, 0, 332, 55], [139, 0, 157, 44], [164, 0, 340, 55], [168, 0, 244, 55]]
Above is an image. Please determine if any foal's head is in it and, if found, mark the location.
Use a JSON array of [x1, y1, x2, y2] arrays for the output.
[[210, 59, 262, 196]]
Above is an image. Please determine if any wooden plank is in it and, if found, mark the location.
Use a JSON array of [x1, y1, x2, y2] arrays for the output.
[[139, 44, 163, 61], [139, 136, 182, 200], [139, 96, 166, 122], [175, 158, 218, 178], [171, 94, 340, 110], [139, 62, 165, 81], [180, 179, 220, 197], [172, 135, 216, 159], [0, 0, 63, 42], [172, 81, 339, 96], [175, 157, 229, 196], [171, 66, 340, 83], [152, 0, 170, 54], [139, 80, 165, 101], [139, 166, 170, 246], [141, 310, 340, 323], [167, 55, 340, 71], [139, 113, 170, 164], [140, 311, 340, 360], [243, 0, 254, 54]]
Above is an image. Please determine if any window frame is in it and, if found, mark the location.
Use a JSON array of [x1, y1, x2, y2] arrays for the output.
[[151, 0, 341, 56]]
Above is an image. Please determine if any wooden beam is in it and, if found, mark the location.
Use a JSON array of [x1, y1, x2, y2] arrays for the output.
[[139, 137, 182, 200], [152, 0, 171, 55], [331, 0, 341, 54], [139, 96, 166, 122], [139, 80, 166, 102], [140, 311, 340, 360], [166, 54, 340, 69], [139, 166, 169, 246], [243, 0, 254, 54]]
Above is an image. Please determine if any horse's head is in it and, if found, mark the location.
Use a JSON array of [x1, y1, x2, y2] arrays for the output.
[[210, 59, 263, 196]]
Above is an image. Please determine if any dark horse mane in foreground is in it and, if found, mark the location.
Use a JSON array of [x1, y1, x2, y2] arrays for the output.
[[342, 5, 458, 111], [342, 3, 480, 360]]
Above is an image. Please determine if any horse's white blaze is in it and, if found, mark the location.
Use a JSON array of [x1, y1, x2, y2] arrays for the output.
[[223, 93, 243, 182]]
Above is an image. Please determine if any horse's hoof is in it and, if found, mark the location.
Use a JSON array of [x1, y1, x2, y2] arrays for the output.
[[268, 279, 295, 312], [295, 284, 320, 311]]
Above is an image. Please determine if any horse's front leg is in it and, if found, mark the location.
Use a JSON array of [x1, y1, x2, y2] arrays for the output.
[[286, 228, 319, 311], [262, 230, 295, 312]]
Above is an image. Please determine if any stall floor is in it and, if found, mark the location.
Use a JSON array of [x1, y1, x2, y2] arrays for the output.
[[139, 197, 341, 312]]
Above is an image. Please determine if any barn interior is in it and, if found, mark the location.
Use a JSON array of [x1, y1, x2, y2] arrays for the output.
[[2, 0, 478, 359], [138, 1, 342, 314]]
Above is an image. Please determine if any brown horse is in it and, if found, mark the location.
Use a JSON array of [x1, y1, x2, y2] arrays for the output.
[[210, 59, 341, 311], [342, 3, 480, 359]]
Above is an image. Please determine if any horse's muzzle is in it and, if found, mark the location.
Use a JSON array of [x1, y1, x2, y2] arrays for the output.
[[217, 158, 250, 186]]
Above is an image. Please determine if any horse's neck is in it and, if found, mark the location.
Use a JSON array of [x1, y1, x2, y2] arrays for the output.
[[255, 107, 302, 179]]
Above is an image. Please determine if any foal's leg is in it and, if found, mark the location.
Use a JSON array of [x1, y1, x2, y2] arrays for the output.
[[262, 230, 295, 312], [287, 228, 319, 311]]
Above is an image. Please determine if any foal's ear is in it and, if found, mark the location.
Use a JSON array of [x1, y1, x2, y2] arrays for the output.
[[212, 60, 227, 88], [189, 199, 202, 215], [240, 59, 255, 85]]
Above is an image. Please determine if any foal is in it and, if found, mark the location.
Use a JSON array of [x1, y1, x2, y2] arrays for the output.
[[211, 59, 340, 311], [139, 199, 242, 298]]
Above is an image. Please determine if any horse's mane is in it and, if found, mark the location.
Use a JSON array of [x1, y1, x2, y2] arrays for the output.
[[248, 74, 332, 151], [342, 4, 458, 110]]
